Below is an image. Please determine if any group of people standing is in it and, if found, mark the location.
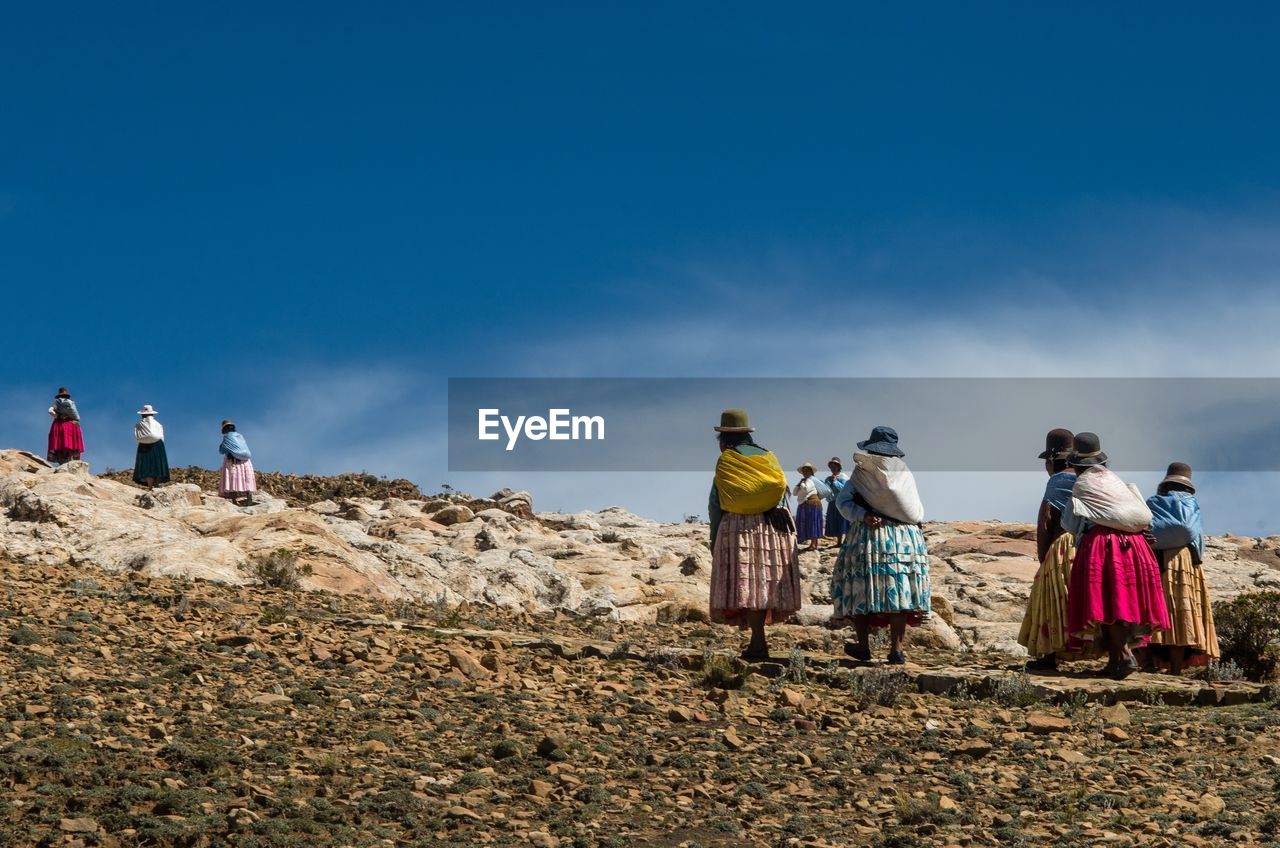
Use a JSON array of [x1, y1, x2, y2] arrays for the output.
[[44, 387, 260, 504], [705, 408, 1218, 679]]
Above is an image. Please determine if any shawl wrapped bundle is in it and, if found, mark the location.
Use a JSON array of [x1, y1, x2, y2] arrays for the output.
[[850, 453, 925, 524], [52, 397, 80, 421], [220, 432, 252, 461], [135, 418, 164, 445], [1147, 492, 1204, 562], [1070, 466, 1152, 532], [1043, 470, 1076, 513], [715, 448, 787, 515]]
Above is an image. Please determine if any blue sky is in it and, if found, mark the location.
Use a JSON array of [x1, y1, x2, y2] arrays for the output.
[[3, 5, 1280, 531]]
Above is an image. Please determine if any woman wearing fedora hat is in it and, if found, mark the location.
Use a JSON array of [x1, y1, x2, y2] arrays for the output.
[[132, 404, 170, 488], [1061, 433, 1170, 679], [46, 387, 85, 465], [823, 458, 850, 540], [708, 408, 802, 660], [1019, 429, 1079, 671], [792, 462, 825, 551], [218, 420, 257, 504], [831, 426, 931, 665], [1144, 462, 1219, 674]]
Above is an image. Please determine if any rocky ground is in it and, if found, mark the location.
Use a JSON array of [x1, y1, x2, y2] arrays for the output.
[[5, 556, 1280, 848]]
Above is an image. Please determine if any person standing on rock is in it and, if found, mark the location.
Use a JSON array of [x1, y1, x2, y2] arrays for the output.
[[218, 420, 257, 504], [792, 462, 825, 552], [708, 408, 802, 660], [831, 426, 931, 665], [1019, 428, 1078, 672], [132, 404, 170, 488], [823, 457, 850, 540], [47, 387, 85, 465], [1144, 462, 1219, 675], [1061, 432, 1170, 679]]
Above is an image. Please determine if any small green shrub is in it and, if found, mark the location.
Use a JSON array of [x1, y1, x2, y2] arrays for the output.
[[844, 668, 914, 711], [249, 549, 313, 591], [1214, 592, 1280, 681]]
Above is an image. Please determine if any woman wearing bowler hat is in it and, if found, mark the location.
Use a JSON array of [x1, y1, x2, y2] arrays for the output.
[[1019, 428, 1079, 671], [1144, 462, 1219, 674], [823, 457, 850, 540], [218, 420, 257, 504], [707, 408, 802, 660], [47, 387, 85, 465]]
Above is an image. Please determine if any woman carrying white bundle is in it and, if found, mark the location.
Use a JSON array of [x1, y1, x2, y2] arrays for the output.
[[132, 404, 170, 488], [831, 426, 931, 665]]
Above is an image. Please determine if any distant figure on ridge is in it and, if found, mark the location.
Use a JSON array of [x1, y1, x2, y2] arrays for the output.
[[792, 462, 826, 551], [823, 457, 850, 540], [832, 426, 931, 665], [218, 419, 257, 504], [707, 408, 802, 660], [1061, 432, 1170, 679], [1144, 462, 1219, 675], [1019, 428, 1079, 672], [47, 386, 85, 465], [132, 404, 170, 488]]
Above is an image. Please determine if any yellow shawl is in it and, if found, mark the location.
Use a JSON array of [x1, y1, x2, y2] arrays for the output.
[[715, 448, 787, 515]]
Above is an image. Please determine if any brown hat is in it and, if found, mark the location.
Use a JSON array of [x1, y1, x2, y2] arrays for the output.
[[1068, 432, 1108, 467], [714, 408, 754, 433], [1038, 428, 1074, 460], [827, 456, 843, 469], [56, 387, 70, 398], [1159, 462, 1195, 493], [221, 419, 236, 430]]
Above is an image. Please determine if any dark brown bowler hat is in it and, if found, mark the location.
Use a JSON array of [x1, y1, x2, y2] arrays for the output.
[[1068, 432, 1108, 467], [56, 387, 70, 398], [221, 419, 236, 430], [1039, 428, 1074, 460], [1159, 462, 1195, 493]]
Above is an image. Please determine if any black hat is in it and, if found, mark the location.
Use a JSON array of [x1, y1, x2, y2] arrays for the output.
[[1068, 432, 1108, 467], [1159, 462, 1195, 493], [1038, 428, 1074, 460], [857, 426, 905, 458], [56, 387, 70, 398]]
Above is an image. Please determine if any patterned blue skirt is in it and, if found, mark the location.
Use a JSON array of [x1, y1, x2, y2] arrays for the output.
[[825, 501, 850, 537], [831, 521, 931, 626], [796, 501, 825, 542]]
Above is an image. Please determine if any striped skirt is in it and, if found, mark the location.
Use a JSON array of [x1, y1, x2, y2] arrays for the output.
[[1147, 546, 1219, 664], [133, 441, 171, 484], [218, 455, 257, 496], [796, 500, 825, 542], [1018, 532, 1075, 657], [709, 512, 802, 627], [831, 521, 931, 627]]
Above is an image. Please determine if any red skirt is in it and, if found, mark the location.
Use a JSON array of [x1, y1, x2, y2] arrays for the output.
[[1067, 526, 1170, 647], [47, 419, 85, 461]]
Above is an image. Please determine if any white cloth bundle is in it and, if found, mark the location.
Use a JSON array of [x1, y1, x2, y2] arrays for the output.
[[850, 453, 925, 524], [135, 417, 164, 445], [1070, 466, 1152, 532]]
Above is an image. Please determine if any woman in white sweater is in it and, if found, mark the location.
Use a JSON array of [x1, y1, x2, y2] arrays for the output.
[[132, 405, 170, 488]]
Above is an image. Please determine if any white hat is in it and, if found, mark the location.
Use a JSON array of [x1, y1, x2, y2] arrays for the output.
[[137, 404, 158, 416]]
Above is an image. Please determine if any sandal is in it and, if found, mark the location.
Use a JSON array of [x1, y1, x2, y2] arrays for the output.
[[844, 643, 872, 662]]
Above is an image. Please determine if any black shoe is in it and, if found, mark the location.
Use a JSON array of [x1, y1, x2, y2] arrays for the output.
[[844, 643, 872, 662], [740, 647, 770, 662], [887, 650, 907, 665], [1109, 657, 1138, 680], [1026, 655, 1058, 673]]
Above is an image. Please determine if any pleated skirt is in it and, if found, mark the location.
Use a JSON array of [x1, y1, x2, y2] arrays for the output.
[[133, 440, 171, 484], [219, 455, 257, 495], [825, 501, 850, 537], [795, 501, 825, 542], [47, 419, 85, 462], [1147, 546, 1220, 663], [831, 521, 931, 627], [709, 512, 802, 627], [1018, 532, 1075, 657], [1067, 527, 1170, 647]]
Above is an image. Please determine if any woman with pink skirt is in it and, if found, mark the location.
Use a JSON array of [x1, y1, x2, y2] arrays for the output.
[[218, 419, 257, 504], [47, 387, 85, 464]]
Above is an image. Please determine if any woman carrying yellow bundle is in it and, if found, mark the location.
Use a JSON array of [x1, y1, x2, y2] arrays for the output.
[[1019, 429, 1078, 671], [708, 408, 801, 660]]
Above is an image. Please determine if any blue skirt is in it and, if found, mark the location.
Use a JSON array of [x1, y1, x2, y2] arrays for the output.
[[796, 501, 825, 543], [825, 501, 850, 537], [133, 440, 170, 484]]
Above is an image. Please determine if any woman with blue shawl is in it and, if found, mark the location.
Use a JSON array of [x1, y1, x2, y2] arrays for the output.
[[1144, 462, 1218, 674], [1019, 429, 1079, 671], [218, 419, 257, 504], [823, 457, 850, 539]]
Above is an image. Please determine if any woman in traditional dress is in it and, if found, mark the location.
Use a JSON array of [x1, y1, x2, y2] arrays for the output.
[[47, 387, 85, 465], [1144, 463, 1218, 674], [792, 462, 825, 551], [708, 408, 802, 660], [1019, 429, 1078, 672], [823, 457, 850, 540], [132, 404, 170, 488], [832, 426, 931, 665], [1062, 432, 1170, 679], [218, 420, 257, 504]]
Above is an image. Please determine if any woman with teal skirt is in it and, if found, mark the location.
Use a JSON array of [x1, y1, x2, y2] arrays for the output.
[[132, 404, 170, 488]]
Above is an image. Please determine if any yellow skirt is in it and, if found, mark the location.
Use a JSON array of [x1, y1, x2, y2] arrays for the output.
[[1018, 532, 1075, 657], [1147, 547, 1219, 661]]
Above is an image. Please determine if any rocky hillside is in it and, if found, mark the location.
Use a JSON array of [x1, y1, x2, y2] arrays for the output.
[[3, 448, 1280, 656]]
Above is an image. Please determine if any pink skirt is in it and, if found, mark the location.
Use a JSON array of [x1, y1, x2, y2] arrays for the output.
[[710, 512, 802, 627], [1067, 527, 1170, 647], [47, 419, 85, 461], [219, 456, 257, 495]]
